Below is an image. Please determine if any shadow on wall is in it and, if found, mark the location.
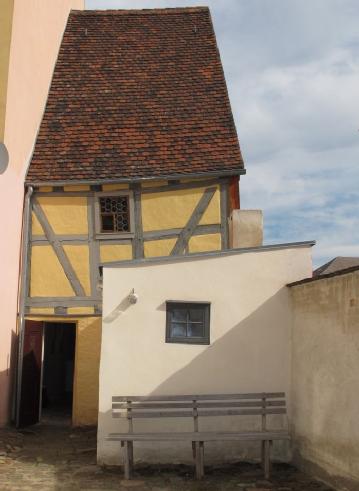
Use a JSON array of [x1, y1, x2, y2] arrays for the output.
[[152, 288, 291, 396], [98, 288, 292, 465], [0, 329, 18, 426]]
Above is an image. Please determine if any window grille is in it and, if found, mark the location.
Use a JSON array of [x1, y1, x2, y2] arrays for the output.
[[99, 196, 130, 233]]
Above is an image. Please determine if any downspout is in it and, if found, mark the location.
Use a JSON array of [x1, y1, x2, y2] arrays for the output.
[[15, 185, 33, 427]]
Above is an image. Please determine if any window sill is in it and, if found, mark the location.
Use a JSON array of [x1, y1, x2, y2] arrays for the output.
[[95, 232, 135, 240], [166, 337, 210, 345]]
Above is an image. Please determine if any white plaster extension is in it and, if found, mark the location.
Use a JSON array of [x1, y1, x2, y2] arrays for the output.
[[97, 242, 313, 465]]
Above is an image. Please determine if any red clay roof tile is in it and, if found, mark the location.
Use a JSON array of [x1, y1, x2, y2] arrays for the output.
[[26, 7, 245, 183]]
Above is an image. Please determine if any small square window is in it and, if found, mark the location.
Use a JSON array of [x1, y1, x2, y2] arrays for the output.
[[166, 301, 210, 345], [99, 196, 130, 233], [94, 191, 134, 238]]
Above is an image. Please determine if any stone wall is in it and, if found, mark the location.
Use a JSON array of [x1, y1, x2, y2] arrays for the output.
[[290, 269, 359, 490]]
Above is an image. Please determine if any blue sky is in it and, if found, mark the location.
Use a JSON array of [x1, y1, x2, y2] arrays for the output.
[[86, 0, 359, 267]]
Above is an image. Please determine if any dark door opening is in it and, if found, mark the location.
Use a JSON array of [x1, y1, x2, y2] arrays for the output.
[[42, 322, 76, 423], [19, 321, 44, 427]]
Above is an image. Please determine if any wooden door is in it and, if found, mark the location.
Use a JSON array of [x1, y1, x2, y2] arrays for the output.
[[18, 320, 44, 427]]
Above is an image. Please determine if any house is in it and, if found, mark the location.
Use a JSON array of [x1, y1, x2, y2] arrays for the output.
[[18, 5, 316, 466], [18, 7, 250, 428], [0, 0, 84, 427], [9, 6, 358, 489], [313, 256, 359, 276]]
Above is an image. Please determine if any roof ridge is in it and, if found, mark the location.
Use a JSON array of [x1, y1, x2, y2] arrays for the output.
[[289, 264, 359, 287], [71, 7, 209, 16]]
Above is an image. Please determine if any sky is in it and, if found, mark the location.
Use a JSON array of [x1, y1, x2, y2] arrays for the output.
[[86, 0, 359, 267]]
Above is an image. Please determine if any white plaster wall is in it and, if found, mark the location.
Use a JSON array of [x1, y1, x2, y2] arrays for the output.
[[0, 0, 84, 425], [98, 245, 313, 465], [291, 271, 359, 488], [229, 210, 263, 248]]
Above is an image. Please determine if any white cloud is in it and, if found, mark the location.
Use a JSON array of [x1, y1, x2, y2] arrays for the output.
[[86, 0, 359, 267]]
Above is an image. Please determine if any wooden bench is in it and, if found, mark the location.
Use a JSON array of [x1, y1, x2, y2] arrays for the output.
[[107, 392, 290, 480]]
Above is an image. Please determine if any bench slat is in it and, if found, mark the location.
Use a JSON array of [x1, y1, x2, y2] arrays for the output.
[[112, 400, 286, 410], [112, 392, 285, 403], [107, 431, 290, 442], [112, 408, 286, 419]]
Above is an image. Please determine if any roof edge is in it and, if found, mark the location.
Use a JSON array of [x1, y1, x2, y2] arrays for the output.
[[288, 264, 359, 287], [26, 168, 246, 187], [71, 7, 210, 16], [101, 240, 316, 269]]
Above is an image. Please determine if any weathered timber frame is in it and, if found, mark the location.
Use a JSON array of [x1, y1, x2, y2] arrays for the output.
[[93, 190, 135, 240], [24, 177, 232, 315]]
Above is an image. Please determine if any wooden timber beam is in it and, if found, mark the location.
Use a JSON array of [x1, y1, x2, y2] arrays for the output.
[[170, 187, 217, 256], [32, 199, 86, 297], [132, 183, 144, 259]]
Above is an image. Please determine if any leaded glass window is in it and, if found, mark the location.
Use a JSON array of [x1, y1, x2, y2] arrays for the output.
[[99, 196, 130, 233]]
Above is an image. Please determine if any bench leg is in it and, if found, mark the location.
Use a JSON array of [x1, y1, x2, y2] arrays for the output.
[[261, 440, 265, 469], [263, 440, 271, 479], [129, 441, 134, 467], [199, 442, 204, 478], [194, 441, 204, 480], [123, 441, 132, 480]]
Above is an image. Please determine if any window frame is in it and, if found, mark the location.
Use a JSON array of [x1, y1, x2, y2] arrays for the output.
[[165, 300, 211, 345], [94, 190, 135, 239]]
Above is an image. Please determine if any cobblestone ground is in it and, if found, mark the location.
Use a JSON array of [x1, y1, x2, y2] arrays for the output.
[[0, 424, 334, 491]]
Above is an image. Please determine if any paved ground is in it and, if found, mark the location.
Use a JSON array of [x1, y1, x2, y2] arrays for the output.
[[0, 424, 334, 491]]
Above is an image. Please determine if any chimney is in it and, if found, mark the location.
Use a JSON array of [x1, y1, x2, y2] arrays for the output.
[[229, 210, 263, 249]]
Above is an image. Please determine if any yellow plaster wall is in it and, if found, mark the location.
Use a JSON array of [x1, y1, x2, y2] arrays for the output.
[[63, 245, 91, 296], [67, 307, 95, 315], [0, 0, 14, 139], [38, 186, 53, 193], [36, 196, 88, 234], [144, 239, 177, 258], [102, 184, 129, 191], [63, 185, 90, 192], [73, 317, 101, 426], [30, 245, 74, 296], [100, 244, 133, 263], [29, 307, 54, 315], [142, 186, 220, 232], [32, 212, 44, 235], [141, 180, 168, 188], [189, 233, 222, 253]]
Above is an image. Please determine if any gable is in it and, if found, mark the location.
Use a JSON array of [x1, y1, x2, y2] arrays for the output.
[[26, 7, 244, 184]]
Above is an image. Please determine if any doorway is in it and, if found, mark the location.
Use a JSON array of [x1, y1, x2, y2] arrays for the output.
[[41, 322, 76, 423], [19, 321, 77, 427]]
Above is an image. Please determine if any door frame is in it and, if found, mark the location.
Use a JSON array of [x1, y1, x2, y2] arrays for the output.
[[16, 318, 78, 427]]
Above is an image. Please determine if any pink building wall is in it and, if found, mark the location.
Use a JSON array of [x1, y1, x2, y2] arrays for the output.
[[0, 0, 84, 426]]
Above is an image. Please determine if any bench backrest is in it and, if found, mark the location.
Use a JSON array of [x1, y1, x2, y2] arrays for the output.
[[112, 393, 287, 432]]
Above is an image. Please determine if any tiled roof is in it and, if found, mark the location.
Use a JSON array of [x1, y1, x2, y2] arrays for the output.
[[313, 257, 359, 276], [26, 7, 245, 184]]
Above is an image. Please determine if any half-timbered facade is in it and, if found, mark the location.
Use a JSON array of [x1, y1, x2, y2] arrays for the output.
[[17, 7, 246, 427]]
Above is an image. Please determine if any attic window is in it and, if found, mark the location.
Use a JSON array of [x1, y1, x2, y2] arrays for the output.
[[95, 191, 134, 238], [100, 196, 130, 232]]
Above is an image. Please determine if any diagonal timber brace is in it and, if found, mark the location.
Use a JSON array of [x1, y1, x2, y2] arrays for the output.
[[170, 187, 217, 256], [32, 199, 86, 297]]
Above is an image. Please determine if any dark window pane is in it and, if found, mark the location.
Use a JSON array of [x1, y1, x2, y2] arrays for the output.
[[101, 214, 114, 232], [188, 323, 204, 338], [189, 308, 204, 322], [99, 196, 130, 233], [171, 323, 186, 337], [172, 309, 187, 322], [166, 302, 210, 345]]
